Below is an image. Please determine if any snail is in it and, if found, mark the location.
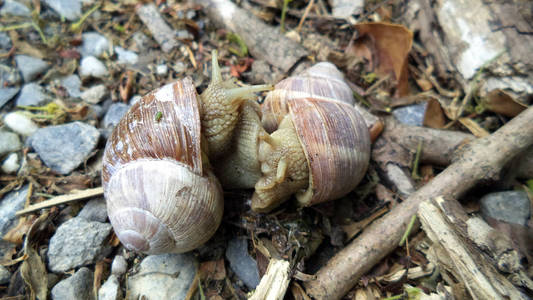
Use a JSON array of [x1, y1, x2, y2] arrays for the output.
[[102, 51, 272, 254], [251, 62, 371, 212]]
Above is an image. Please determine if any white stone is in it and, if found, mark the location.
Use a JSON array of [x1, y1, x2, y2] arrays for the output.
[[3, 112, 39, 136], [81, 85, 107, 104], [111, 255, 128, 276], [156, 64, 168, 76], [115, 47, 138, 65], [1, 153, 19, 174], [79, 56, 108, 78]]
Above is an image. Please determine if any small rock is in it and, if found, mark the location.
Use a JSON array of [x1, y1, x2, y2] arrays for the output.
[[0, 185, 28, 237], [81, 84, 107, 104], [60, 75, 82, 98], [4, 112, 39, 136], [0, 87, 20, 108], [90, 104, 105, 119], [111, 255, 128, 277], [392, 103, 427, 126], [115, 47, 138, 65], [136, 4, 179, 53], [0, 0, 31, 17], [0, 32, 11, 50], [77, 198, 107, 222], [128, 253, 197, 299], [156, 65, 168, 76], [31, 121, 100, 174], [79, 56, 108, 79], [1, 153, 19, 174], [47, 217, 112, 273], [42, 0, 81, 21], [0, 265, 11, 284], [480, 191, 531, 226], [80, 32, 110, 58], [102, 103, 129, 129], [98, 275, 121, 300], [131, 32, 150, 52], [15, 55, 50, 82], [51, 267, 94, 300], [225, 237, 260, 290], [0, 131, 21, 157], [173, 62, 186, 73], [15, 83, 50, 106], [0, 64, 22, 86], [176, 30, 193, 40], [186, 10, 196, 19]]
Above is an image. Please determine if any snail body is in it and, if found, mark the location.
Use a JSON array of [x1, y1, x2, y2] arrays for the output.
[[102, 52, 272, 254], [252, 62, 371, 212]]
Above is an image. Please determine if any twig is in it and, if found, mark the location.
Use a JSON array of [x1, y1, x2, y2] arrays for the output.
[[304, 107, 533, 299], [296, 0, 315, 32], [16, 187, 103, 216], [249, 259, 291, 300]]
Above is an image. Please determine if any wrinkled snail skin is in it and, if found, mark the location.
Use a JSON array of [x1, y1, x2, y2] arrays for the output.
[[102, 51, 273, 254], [252, 62, 371, 212]]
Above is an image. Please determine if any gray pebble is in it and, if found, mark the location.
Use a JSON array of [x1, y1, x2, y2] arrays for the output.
[[103, 103, 129, 129], [0, 64, 21, 86], [0, 265, 11, 284], [480, 191, 531, 226], [392, 103, 427, 127], [47, 217, 112, 273], [15, 55, 50, 82], [80, 32, 110, 58], [0, 185, 28, 237], [98, 275, 121, 300], [15, 83, 50, 107], [60, 75, 82, 98], [225, 237, 260, 289], [0, 87, 20, 108], [77, 198, 107, 222], [31, 121, 100, 174], [132, 32, 150, 52], [156, 65, 168, 76], [80, 84, 107, 104], [111, 255, 128, 277], [0, 0, 31, 17], [79, 56, 108, 79], [42, 0, 81, 21], [115, 47, 138, 65], [0, 32, 11, 50], [51, 267, 94, 300], [0, 130, 21, 157], [128, 253, 197, 299]]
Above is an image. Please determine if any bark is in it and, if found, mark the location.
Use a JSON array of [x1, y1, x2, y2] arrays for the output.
[[195, 0, 308, 73], [304, 106, 533, 299], [419, 196, 529, 299]]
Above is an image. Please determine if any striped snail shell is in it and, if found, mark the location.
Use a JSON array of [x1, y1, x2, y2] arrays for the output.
[[102, 51, 272, 254], [252, 62, 371, 212]]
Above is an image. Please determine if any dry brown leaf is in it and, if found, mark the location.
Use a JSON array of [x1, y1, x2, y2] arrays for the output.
[[423, 98, 446, 129], [290, 282, 312, 300], [458, 118, 490, 137], [3, 215, 37, 245], [415, 77, 433, 91], [484, 89, 527, 117], [347, 22, 413, 97], [20, 213, 50, 300], [93, 260, 105, 298]]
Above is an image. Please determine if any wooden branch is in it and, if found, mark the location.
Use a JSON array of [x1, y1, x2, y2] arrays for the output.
[[249, 259, 291, 300], [418, 196, 527, 299], [194, 0, 308, 73], [304, 107, 533, 299], [16, 187, 103, 216]]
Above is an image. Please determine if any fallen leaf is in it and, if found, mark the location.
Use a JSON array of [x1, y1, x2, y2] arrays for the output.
[[423, 98, 446, 129], [20, 213, 50, 300], [415, 77, 433, 91], [199, 259, 226, 281], [3, 215, 37, 245], [483, 89, 527, 117], [458, 117, 489, 137], [346, 22, 413, 97]]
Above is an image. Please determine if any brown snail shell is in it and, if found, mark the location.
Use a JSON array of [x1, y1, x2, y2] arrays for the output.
[[253, 62, 370, 211], [102, 78, 224, 254]]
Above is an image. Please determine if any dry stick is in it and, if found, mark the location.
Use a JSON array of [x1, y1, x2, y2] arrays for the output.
[[304, 106, 533, 299], [249, 258, 291, 300], [194, 0, 308, 73], [382, 117, 533, 178], [15, 187, 103, 216]]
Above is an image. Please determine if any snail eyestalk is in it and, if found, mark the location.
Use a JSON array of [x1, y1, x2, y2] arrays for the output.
[[200, 50, 273, 157]]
